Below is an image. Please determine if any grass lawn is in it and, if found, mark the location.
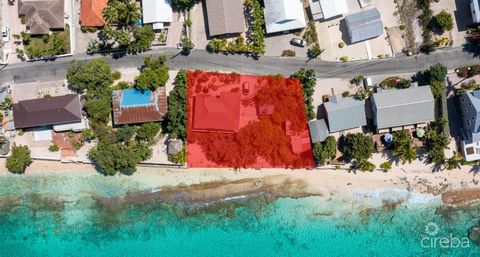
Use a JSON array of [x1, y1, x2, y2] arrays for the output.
[[25, 26, 70, 59]]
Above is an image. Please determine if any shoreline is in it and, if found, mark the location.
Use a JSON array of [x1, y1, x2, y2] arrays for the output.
[[0, 159, 479, 208]]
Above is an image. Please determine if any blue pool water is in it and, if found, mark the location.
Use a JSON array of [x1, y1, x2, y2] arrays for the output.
[[0, 174, 479, 257], [121, 89, 151, 106]]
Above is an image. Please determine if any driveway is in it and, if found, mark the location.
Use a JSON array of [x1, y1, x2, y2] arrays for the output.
[[265, 33, 307, 57], [190, 2, 208, 50]]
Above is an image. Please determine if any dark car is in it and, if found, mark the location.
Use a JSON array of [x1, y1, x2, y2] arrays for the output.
[[290, 38, 305, 47]]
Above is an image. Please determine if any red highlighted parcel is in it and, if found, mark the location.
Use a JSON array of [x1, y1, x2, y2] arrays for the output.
[[186, 71, 313, 168]]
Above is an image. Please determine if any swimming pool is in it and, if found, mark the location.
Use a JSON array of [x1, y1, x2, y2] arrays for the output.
[[121, 89, 152, 107]]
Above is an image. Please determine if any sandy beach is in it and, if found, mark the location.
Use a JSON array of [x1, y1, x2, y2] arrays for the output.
[[1, 158, 479, 204]]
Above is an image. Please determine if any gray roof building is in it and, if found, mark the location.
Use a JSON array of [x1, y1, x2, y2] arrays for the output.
[[205, 0, 245, 36], [324, 95, 366, 132], [459, 90, 480, 141], [344, 8, 383, 43], [308, 119, 329, 143], [18, 0, 65, 35], [264, 0, 306, 34], [371, 86, 434, 130]]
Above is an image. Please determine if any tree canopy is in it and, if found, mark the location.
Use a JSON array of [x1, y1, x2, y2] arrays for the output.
[[391, 130, 417, 164], [134, 56, 169, 91], [312, 136, 336, 166], [435, 11, 454, 32], [165, 70, 187, 141], [6, 145, 32, 174], [290, 68, 316, 120], [343, 133, 374, 162]]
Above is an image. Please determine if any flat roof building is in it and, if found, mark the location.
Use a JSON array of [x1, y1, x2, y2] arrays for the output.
[[142, 0, 172, 30], [309, 0, 348, 20]]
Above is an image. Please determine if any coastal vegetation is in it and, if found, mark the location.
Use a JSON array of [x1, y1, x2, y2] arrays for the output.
[[67, 57, 167, 175], [342, 133, 374, 171], [134, 56, 170, 91], [290, 68, 316, 120], [391, 130, 416, 164], [434, 11, 454, 33], [18, 27, 70, 59], [164, 70, 187, 141], [312, 136, 336, 166], [6, 145, 32, 174]]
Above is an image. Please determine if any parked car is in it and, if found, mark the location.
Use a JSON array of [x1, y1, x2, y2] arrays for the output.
[[242, 82, 250, 95], [290, 38, 305, 47], [1, 27, 9, 43]]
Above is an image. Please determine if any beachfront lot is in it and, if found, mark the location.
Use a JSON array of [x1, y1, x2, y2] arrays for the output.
[[317, 0, 398, 61]]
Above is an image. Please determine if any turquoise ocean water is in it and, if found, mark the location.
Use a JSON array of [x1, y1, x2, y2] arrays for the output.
[[0, 174, 479, 257]]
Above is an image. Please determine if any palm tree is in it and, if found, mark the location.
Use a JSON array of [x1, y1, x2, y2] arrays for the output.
[[119, 1, 140, 25], [445, 152, 462, 170], [392, 130, 417, 164], [102, 2, 119, 24]]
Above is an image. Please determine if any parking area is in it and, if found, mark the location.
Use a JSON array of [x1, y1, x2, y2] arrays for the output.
[[11, 80, 74, 103], [190, 1, 209, 50], [265, 33, 308, 57], [317, 0, 397, 61]]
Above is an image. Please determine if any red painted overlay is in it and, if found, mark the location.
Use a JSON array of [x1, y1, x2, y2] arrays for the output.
[[186, 71, 313, 168]]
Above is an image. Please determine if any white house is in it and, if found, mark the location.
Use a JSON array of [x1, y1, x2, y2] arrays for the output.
[[142, 0, 172, 30], [264, 0, 306, 34], [309, 0, 348, 21]]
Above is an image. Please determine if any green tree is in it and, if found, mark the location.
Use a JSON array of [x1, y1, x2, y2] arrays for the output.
[[129, 25, 155, 53], [207, 38, 228, 53], [351, 75, 365, 86], [425, 63, 447, 84], [165, 70, 187, 141], [343, 133, 374, 162], [102, 0, 119, 24], [435, 11, 454, 32], [391, 130, 417, 164], [5, 145, 32, 174], [88, 142, 147, 175], [115, 28, 132, 46], [181, 37, 195, 54], [290, 69, 316, 120], [426, 130, 449, 165], [118, 1, 140, 25], [136, 122, 161, 143], [312, 136, 336, 166], [168, 147, 186, 164], [134, 56, 169, 91], [445, 152, 462, 170], [115, 125, 138, 143], [173, 0, 196, 10], [380, 161, 392, 172], [67, 59, 113, 93], [308, 43, 324, 59], [356, 160, 376, 172], [84, 95, 112, 124]]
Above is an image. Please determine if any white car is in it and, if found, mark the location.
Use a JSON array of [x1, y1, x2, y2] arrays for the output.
[[1, 26, 9, 43]]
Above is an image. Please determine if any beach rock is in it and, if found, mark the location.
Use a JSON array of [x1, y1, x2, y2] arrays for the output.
[[468, 224, 480, 245], [167, 139, 183, 155]]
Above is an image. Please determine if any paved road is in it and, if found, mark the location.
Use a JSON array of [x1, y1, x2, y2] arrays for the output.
[[1, 47, 479, 83]]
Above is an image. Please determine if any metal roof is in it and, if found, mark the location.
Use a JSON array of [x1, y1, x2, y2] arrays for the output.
[[308, 119, 329, 143], [142, 0, 172, 28], [344, 8, 383, 43], [205, 0, 245, 36], [371, 86, 435, 130], [264, 0, 306, 34], [324, 95, 366, 132]]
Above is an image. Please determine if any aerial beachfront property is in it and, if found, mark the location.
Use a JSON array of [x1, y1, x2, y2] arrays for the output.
[[112, 88, 167, 125], [459, 90, 480, 161], [264, 0, 306, 34], [323, 95, 367, 133], [371, 86, 435, 133], [204, 0, 245, 37], [18, 0, 65, 35], [13, 94, 85, 130]]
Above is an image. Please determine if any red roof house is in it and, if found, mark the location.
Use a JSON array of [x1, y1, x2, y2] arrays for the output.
[[112, 88, 167, 125], [80, 0, 108, 27], [193, 92, 241, 132]]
